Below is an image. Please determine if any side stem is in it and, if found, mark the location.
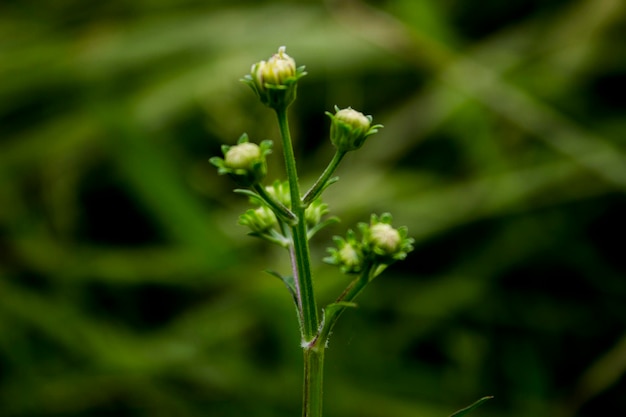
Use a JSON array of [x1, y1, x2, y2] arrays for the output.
[[252, 183, 297, 225], [302, 150, 346, 206]]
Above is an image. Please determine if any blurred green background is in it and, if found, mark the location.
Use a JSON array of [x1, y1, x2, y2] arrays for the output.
[[1, 0, 625, 416]]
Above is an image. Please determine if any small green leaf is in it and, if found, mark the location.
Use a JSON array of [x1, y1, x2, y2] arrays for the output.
[[317, 301, 358, 345], [234, 188, 263, 203], [265, 270, 297, 306], [449, 396, 493, 417], [307, 216, 340, 240], [324, 301, 357, 321]]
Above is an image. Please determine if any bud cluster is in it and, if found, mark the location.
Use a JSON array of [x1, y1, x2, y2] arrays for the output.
[[211, 48, 414, 338], [325, 213, 414, 274], [236, 180, 332, 245]]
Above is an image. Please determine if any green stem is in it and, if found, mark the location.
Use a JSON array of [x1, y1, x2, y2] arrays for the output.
[[318, 262, 375, 346], [275, 107, 323, 417], [275, 107, 319, 339], [252, 183, 297, 225], [302, 150, 347, 206], [303, 345, 325, 417]]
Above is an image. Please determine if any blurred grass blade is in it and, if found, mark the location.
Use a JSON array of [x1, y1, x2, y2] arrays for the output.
[[449, 396, 493, 417]]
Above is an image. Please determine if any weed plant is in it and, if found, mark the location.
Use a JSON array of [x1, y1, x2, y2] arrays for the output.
[[211, 46, 491, 417]]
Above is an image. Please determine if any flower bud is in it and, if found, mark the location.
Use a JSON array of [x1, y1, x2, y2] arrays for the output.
[[360, 213, 414, 263], [225, 142, 261, 170], [255, 47, 296, 86], [369, 223, 401, 255], [338, 244, 362, 271], [239, 206, 277, 234], [327, 214, 413, 274], [324, 231, 365, 274], [210, 133, 272, 187], [242, 46, 307, 110], [305, 198, 329, 228], [265, 180, 291, 207], [326, 106, 383, 152]]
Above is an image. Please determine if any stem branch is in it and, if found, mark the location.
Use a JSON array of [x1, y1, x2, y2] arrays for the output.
[[318, 263, 375, 346], [252, 183, 297, 224], [303, 150, 346, 206]]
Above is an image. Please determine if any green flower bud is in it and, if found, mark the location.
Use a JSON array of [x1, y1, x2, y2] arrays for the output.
[[210, 133, 272, 187], [326, 214, 413, 274], [360, 213, 414, 263], [225, 142, 261, 170], [369, 223, 401, 255], [305, 198, 329, 228], [265, 180, 291, 207], [324, 230, 365, 274], [326, 106, 383, 152], [255, 47, 296, 85], [338, 244, 361, 271], [239, 205, 277, 233], [242, 46, 307, 110]]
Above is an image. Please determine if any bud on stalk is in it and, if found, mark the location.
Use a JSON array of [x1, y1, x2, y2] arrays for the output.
[[242, 46, 307, 110], [326, 106, 383, 152]]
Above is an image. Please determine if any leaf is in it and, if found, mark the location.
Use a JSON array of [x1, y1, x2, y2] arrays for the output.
[[265, 270, 298, 307], [234, 188, 263, 204], [307, 216, 340, 240], [324, 301, 358, 320], [449, 396, 493, 417], [317, 301, 358, 344]]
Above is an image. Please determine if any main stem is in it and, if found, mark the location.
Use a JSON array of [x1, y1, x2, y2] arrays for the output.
[[303, 345, 325, 417], [275, 107, 324, 417]]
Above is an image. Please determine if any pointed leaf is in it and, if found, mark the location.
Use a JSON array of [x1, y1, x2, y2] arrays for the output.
[[307, 216, 340, 240], [318, 301, 358, 344], [234, 188, 263, 203], [265, 270, 298, 306]]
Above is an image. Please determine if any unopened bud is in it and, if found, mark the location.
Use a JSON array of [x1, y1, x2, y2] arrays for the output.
[[338, 244, 361, 270], [369, 223, 401, 255], [324, 231, 365, 274], [361, 213, 414, 264], [327, 106, 382, 152], [254, 46, 297, 87], [242, 46, 306, 110], [210, 133, 272, 187], [225, 142, 261, 170], [239, 206, 277, 233]]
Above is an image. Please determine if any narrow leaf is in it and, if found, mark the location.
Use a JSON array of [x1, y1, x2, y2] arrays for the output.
[[307, 216, 340, 240], [318, 301, 358, 344], [265, 270, 298, 306]]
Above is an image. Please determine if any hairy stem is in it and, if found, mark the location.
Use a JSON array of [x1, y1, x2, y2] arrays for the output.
[[302, 345, 325, 417]]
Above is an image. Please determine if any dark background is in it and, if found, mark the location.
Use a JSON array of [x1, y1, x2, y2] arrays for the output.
[[1, 0, 625, 416]]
